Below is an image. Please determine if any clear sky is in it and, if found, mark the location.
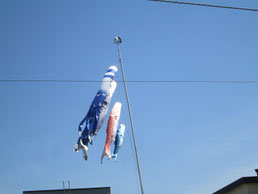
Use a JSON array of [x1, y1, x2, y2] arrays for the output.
[[0, 0, 258, 194]]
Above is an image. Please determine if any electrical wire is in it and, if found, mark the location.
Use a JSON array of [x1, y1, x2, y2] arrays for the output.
[[149, 0, 258, 12], [0, 80, 258, 84]]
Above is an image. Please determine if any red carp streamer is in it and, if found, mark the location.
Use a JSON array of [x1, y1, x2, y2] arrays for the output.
[[101, 102, 122, 163]]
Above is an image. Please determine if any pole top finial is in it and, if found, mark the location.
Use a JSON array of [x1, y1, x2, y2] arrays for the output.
[[114, 36, 122, 44]]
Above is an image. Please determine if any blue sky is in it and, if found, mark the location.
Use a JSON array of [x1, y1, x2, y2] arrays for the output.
[[0, 0, 258, 194]]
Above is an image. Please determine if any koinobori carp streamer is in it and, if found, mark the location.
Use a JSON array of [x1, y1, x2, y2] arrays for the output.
[[101, 102, 122, 163], [74, 66, 118, 160], [112, 124, 125, 160]]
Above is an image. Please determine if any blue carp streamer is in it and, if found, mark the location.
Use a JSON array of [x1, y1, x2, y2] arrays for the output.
[[74, 66, 118, 160]]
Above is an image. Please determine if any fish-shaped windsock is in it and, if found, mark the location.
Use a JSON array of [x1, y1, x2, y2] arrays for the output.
[[101, 102, 122, 163], [74, 66, 118, 160], [112, 124, 125, 160]]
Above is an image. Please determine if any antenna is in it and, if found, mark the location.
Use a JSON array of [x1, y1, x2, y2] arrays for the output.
[[68, 179, 71, 194], [62, 180, 65, 194]]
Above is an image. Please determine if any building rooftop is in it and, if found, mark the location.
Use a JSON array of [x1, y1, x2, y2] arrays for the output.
[[213, 176, 258, 194], [23, 187, 111, 194]]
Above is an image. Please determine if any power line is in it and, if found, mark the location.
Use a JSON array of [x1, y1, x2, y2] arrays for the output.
[[0, 79, 258, 84], [149, 0, 258, 12]]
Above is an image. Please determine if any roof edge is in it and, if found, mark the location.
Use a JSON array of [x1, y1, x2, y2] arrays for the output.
[[213, 177, 258, 194], [23, 187, 111, 193]]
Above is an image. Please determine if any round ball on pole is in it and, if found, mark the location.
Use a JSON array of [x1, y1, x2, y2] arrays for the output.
[[114, 36, 122, 44]]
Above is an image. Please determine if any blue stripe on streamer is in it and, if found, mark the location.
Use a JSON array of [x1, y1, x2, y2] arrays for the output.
[[106, 69, 117, 74], [104, 75, 114, 79]]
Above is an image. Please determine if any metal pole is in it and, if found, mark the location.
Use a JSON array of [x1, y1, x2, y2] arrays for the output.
[[114, 37, 144, 194]]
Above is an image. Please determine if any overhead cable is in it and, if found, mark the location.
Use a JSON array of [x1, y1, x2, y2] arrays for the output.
[[149, 0, 258, 12], [0, 80, 258, 84]]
